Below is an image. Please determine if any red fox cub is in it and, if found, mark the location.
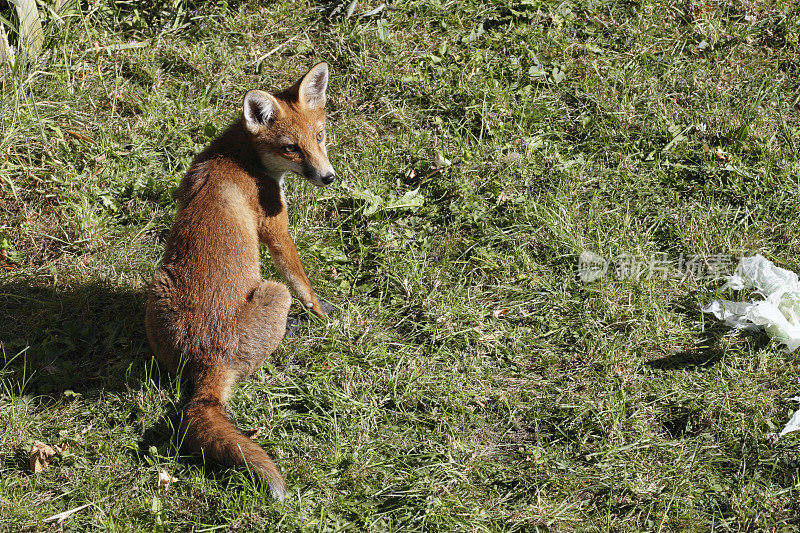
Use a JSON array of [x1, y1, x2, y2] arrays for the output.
[[145, 63, 335, 500]]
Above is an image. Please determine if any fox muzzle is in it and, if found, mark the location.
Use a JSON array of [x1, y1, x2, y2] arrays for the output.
[[303, 162, 336, 186]]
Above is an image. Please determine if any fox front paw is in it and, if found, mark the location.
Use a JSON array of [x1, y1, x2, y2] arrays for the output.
[[320, 300, 335, 316]]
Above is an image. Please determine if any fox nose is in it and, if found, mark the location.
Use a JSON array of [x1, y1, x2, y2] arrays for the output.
[[320, 173, 335, 185]]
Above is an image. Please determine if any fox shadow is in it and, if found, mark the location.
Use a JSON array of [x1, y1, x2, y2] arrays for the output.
[[0, 279, 195, 461], [0, 278, 306, 482], [0, 280, 153, 397]]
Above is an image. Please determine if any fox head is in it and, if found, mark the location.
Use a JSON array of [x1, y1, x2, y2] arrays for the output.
[[242, 62, 335, 187]]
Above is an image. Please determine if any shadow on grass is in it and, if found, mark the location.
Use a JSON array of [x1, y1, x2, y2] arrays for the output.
[[94, 0, 255, 35], [647, 295, 772, 370], [646, 329, 729, 370], [0, 280, 198, 468], [0, 280, 151, 397], [0, 279, 187, 465], [0, 279, 324, 482]]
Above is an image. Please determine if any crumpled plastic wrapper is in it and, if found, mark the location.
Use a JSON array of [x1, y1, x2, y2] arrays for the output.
[[703, 254, 800, 352], [780, 397, 800, 437], [703, 254, 800, 437]]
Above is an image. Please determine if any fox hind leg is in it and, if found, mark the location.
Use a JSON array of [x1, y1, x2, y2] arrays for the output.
[[235, 280, 292, 378], [179, 281, 292, 500]]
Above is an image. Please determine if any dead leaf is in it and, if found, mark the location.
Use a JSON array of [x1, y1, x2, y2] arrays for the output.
[[493, 309, 509, 319], [158, 470, 178, 491], [244, 428, 260, 440], [29, 440, 57, 473], [693, 4, 715, 18], [65, 130, 95, 144]]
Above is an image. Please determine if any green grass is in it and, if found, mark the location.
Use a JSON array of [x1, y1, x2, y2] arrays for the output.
[[1, 0, 800, 530]]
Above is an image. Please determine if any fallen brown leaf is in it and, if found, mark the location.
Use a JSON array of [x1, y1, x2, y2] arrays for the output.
[[65, 129, 95, 143], [29, 440, 57, 473]]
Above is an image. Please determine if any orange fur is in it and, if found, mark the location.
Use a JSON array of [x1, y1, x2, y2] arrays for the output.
[[145, 63, 335, 499]]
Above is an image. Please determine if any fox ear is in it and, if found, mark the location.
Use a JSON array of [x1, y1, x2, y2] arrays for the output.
[[297, 62, 328, 109], [243, 90, 280, 133]]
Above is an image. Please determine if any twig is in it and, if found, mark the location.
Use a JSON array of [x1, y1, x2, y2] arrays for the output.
[[346, 0, 358, 18], [94, 41, 150, 53], [43, 503, 92, 524], [65, 130, 95, 144], [360, 3, 397, 17], [253, 36, 300, 65]]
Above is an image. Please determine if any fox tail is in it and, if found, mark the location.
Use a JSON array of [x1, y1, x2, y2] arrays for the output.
[[180, 379, 287, 500]]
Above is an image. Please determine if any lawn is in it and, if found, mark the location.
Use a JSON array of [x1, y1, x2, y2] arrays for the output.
[[1, 0, 800, 530]]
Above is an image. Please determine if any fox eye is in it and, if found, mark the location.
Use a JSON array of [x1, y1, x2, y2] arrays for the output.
[[282, 144, 300, 154], [316, 130, 324, 143]]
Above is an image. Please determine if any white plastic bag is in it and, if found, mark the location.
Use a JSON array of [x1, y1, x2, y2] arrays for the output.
[[703, 254, 800, 353], [702, 254, 800, 437], [780, 397, 800, 437]]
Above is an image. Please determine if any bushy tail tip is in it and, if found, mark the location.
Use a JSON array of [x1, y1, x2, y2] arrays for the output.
[[181, 397, 287, 500]]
